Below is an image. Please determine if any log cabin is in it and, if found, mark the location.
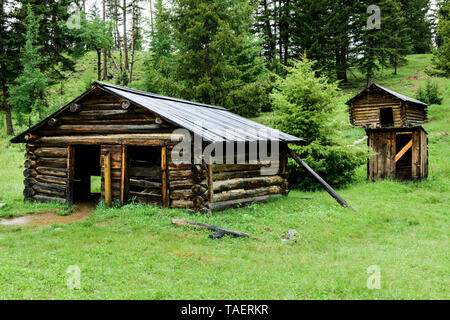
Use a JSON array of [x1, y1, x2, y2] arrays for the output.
[[346, 83, 428, 181], [11, 82, 305, 212]]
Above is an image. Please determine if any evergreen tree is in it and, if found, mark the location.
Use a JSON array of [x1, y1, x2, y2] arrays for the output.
[[145, 0, 179, 96], [431, 0, 450, 77], [356, 0, 412, 85], [8, 5, 49, 126], [271, 57, 366, 189], [67, 12, 114, 81], [171, 0, 270, 116], [0, 0, 17, 134], [399, 0, 432, 54], [10, 0, 77, 81]]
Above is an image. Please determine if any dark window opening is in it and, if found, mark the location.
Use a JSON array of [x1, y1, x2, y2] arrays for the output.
[[380, 108, 394, 127]]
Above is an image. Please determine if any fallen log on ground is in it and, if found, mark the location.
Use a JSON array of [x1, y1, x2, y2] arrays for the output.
[[171, 218, 252, 239]]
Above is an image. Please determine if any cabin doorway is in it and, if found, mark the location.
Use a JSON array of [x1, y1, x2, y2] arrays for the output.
[[126, 146, 164, 205], [395, 133, 412, 180], [72, 145, 101, 203]]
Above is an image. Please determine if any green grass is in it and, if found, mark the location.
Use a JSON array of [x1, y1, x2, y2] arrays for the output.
[[0, 54, 448, 299]]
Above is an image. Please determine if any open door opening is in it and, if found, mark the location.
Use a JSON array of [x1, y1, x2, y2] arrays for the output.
[[73, 145, 101, 203], [127, 146, 163, 205], [395, 133, 412, 180]]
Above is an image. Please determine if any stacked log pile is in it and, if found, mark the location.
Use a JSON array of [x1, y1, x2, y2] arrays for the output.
[[23, 144, 68, 204]]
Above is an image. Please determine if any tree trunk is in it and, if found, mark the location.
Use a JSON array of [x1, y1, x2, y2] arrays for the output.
[[114, 0, 124, 84], [1, 77, 14, 135], [96, 49, 102, 81], [102, 0, 108, 80], [123, 0, 129, 73], [335, 47, 348, 82], [129, 0, 136, 83]]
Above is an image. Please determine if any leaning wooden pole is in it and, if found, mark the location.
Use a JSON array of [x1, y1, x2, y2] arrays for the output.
[[287, 147, 354, 210]]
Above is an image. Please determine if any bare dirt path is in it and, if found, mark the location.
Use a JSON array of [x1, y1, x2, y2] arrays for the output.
[[0, 202, 96, 227]]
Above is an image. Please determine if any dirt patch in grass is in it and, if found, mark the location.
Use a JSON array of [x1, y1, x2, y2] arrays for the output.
[[0, 202, 96, 226]]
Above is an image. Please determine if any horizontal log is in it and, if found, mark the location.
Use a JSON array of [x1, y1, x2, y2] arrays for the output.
[[168, 170, 192, 180], [213, 186, 282, 202], [208, 195, 281, 211], [213, 176, 285, 193], [213, 169, 271, 181], [40, 124, 172, 135], [35, 174, 68, 186], [171, 199, 194, 209], [169, 179, 194, 190], [32, 182, 66, 198], [129, 179, 162, 189], [25, 158, 67, 169], [170, 189, 193, 200], [129, 166, 162, 179], [129, 191, 161, 198], [212, 163, 279, 173], [35, 134, 185, 145], [32, 147, 68, 158], [33, 194, 67, 204]]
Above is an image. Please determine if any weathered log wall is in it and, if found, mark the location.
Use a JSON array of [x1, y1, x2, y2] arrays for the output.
[[205, 146, 289, 212], [349, 88, 427, 128], [405, 103, 427, 126], [23, 144, 68, 204]]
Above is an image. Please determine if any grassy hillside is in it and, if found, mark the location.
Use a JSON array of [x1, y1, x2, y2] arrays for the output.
[[0, 54, 448, 299]]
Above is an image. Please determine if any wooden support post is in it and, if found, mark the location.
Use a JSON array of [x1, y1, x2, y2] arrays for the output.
[[66, 146, 75, 206], [287, 147, 354, 210], [120, 145, 127, 204], [394, 139, 413, 163], [104, 152, 112, 206], [161, 146, 168, 207]]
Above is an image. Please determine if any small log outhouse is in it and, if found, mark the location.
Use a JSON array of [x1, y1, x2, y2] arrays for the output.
[[11, 82, 304, 212], [346, 83, 429, 181]]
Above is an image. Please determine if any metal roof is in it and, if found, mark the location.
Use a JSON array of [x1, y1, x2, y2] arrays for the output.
[[345, 83, 428, 107], [11, 82, 304, 144]]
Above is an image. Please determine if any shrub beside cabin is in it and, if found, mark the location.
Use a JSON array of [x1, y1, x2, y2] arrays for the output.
[[11, 82, 304, 211], [346, 83, 429, 181]]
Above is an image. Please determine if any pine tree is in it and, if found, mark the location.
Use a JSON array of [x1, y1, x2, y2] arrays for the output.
[[145, 0, 179, 96], [399, 0, 432, 54], [0, 0, 16, 134], [68, 12, 114, 81], [356, 0, 412, 85], [431, 0, 450, 77], [171, 0, 270, 116], [271, 56, 366, 189], [8, 5, 49, 126]]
